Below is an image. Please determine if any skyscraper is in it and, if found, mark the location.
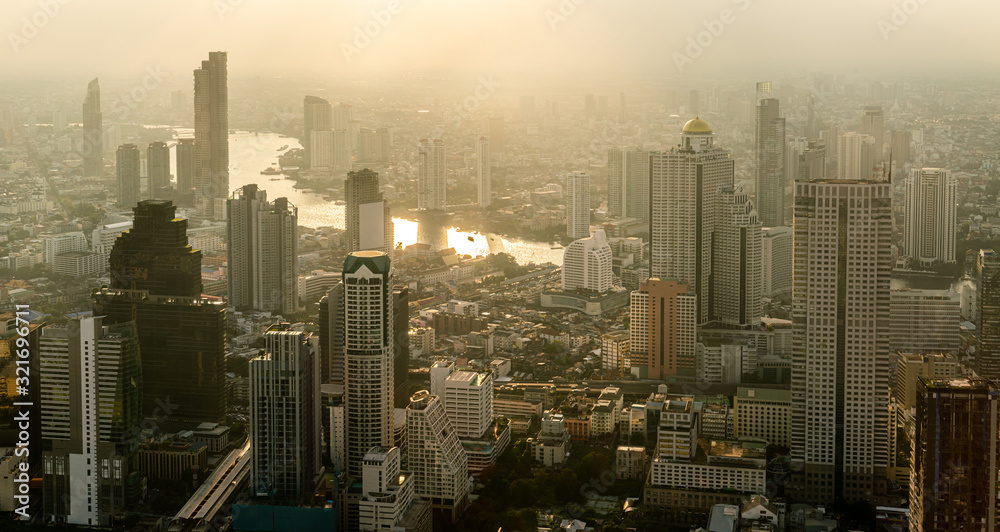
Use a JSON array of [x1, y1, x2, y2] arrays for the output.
[[175, 137, 195, 201], [146, 141, 171, 197], [318, 283, 345, 385], [303, 95, 332, 169], [790, 179, 893, 504], [249, 324, 322, 502], [755, 94, 786, 227], [193, 51, 228, 218], [650, 118, 759, 327], [358, 446, 430, 531], [227, 184, 299, 315], [607, 148, 650, 222], [976, 250, 1000, 381], [115, 144, 141, 209], [798, 140, 827, 181], [485, 117, 504, 163], [417, 139, 445, 210], [860, 105, 885, 160], [837, 132, 877, 180], [345, 169, 393, 253], [629, 278, 697, 380], [82, 78, 103, 176], [343, 251, 395, 478], [903, 168, 956, 267], [93, 200, 226, 423], [911, 378, 1000, 531], [392, 286, 410, 408], [40, 317, 142, 526], [561, 229, 613, 293], [566, 171, 591, 239], [406, 390, 469, 523], [476, 136, 491, 208]]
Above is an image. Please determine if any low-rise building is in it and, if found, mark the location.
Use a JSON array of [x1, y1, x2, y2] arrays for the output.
[[138, 440, 208, 483], [733, 387, 791, 448], [616, 446, 646, 480]]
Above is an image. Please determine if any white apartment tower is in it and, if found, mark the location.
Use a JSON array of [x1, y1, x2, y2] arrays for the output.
[[476, 136, 491, 208], [358, 446, 429, 531], [837, 132, 877, 180], [903, 168, 956, 266], [406, 390, 469, 523], [227, 184, 298, 315], [561, 229, 614, 293], [249, 325, 322, 501], [443, 371, 494, 440], [344, 251, 395, 478], [790, 179, 893, 504], [566, 171, 591, 239], [417, 138, 446, 210]]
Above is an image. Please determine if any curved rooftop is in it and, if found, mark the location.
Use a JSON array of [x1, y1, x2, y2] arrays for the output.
[[682, 116, 713, 134]]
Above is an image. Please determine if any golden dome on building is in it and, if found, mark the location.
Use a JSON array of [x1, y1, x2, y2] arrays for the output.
[[682, 116, 713, 134]]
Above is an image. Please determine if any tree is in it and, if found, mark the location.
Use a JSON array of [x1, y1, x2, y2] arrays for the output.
[[544, 341, 567, 354]]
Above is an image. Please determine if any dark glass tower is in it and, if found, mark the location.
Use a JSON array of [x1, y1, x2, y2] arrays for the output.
[[193, 51, 228, 218], [116, 144, 141, 209], [147, 141, 171, 197], [82, 78, 103, 176], [303, 95, 331, 169], [393, 285, 410, 407], [175, 138, 195, 204], [95, 200, 226, 423]]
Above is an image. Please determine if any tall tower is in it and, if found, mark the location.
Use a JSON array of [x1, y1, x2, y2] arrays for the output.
[[175, 138, 195, 201], [115, 144, 141, 209], [82, 78, 103, 176], [303, 95, 332, 169], [607, 148, 650, 221], [976, 250, 1000, 381], [903, 168, 957, 267], [790, 179, 893, 504], [417, 139, 446, 210], [249, 324, 322, 502], [345, 169, 393, 253], [146, 141, 171, 197], [484, 117, 504, 163], [406, 391, 469, 523], [910, 378, 1000, 531], [566, 171, 591, 239], [860, 105, 885, 160], [94, 200, 226, 423], [40, 318, 142, 526], [715, 187, 762, 328], [392, 286, 410, 408], [629, 278, 697, 380], [755, 92, 786, 227], [476, 136, 491, 208], [343, 251, 395, 478], [193, 51, 229, 218], [837, 132, 877, 180], [227, 184, 299, 315]]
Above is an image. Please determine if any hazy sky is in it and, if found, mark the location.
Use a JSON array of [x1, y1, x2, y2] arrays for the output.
[[4, 0, 999, 81]]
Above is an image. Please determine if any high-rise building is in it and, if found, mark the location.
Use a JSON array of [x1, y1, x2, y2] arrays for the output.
[[116, 144, 141, 209], [345, 169, 393, 253], [890, 289, 961, 355], [790, 179, 893, 504], [146, 141, 171, 197], [798, 140, 827, 182], [442, 371, 494, 440], [485, 117, 504, 163], [566, 171, 591, 239], [93, 200, 226, 423], [607, 148, 650, 221], [193, 51, 228, 218], [227, 184, 299, 315], [714, 187, 762, 328], [82, 78, 103, 176], [619, 92, 626, 122], [761, 226, 792, 299], [860, 105, 884, 160], [175, 138, 195, 200], [45, 232, 88, 264], [911, 378, 1000, 531], [333, 103, 353, 132], [903, 168, 956, 266], [837, 132, 877, 180], [890, 130, 911, 169], [303, 95, 332, 169], [755, 96, 786, 227], [40, 317, 142, 527], [561, 229, 613, 293], [343, 251, 395, 478], [358, 446, 431, 531], [392, 286, 410, 408], [976, 249, 1000, 381], [406, 391, 468, 523], [629, 278, 697, 380], [318, 283, 344, 385], [650, 118, 759, 327], [417, 139, 446, 210], [249, 324, 322, 502], [476, 136, 491, 208]]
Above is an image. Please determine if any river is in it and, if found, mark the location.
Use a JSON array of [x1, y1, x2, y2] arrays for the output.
[[167, 129, 564, 266]]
